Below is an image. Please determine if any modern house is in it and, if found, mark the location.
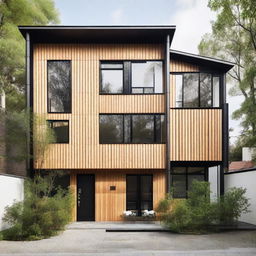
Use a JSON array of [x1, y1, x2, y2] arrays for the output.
[[18, 26, 233, 222]]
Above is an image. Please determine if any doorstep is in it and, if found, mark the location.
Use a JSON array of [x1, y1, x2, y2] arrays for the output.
[[67, 221, 169, 232]]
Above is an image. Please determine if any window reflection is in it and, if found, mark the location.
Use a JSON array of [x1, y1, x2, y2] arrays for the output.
[[200, 73, 211, 107], [183, 73, 199, 107], [48, 121, 69, 143], [99, 115, 123, 143], [48, 61, 71, 113]]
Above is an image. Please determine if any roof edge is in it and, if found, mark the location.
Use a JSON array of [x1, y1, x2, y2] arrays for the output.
[[170, 49, 234, 69]]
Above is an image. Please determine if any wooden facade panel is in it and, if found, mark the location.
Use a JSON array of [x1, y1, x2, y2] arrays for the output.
[[170, 60, 199, 73], [99, 95, 165, 113], [70, 170, 166, 221], [170, 109, 222, 161], [33, 44, 165, 169]]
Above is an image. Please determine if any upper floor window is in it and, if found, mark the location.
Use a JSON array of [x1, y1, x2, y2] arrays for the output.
[[99, 114, 165, 144], [174, 73, 220, 108], [100, 61, 163, 94], [48, 120, 69, 143], [48, 61, 71, 113]]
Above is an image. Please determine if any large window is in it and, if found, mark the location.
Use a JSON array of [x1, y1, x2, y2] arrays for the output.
[[171, 167, 207, 198], [100, 61, 163, 94], [99, 114, 165, 144], [48, 120, 69, 143], [126, 175, 153, 216], [174, 73, 220, 108], [48, 61, 71, 113]]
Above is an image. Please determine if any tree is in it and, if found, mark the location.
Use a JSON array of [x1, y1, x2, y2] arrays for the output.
[[0, 110, 56, 172], [0, 0, 59, 112], [198, 0, 256, 148]]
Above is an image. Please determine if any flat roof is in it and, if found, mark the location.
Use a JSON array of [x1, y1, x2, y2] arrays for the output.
[[19, 25, 176, 44], [170, 49, 234, 72]]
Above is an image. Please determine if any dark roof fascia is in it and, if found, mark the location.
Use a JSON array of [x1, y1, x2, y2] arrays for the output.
[[18, 25, 176, 44], [170, 49, 234, 73]]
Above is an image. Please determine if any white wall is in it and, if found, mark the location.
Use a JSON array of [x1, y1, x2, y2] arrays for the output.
[[209, 166, 220, 201], [0, 174, 24, 230], [225, 170, 256, 225]]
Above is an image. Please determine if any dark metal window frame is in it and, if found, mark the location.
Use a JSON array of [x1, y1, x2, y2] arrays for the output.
[[47, 60, 72, 114], [99, 113, 166, 144], [47, 120, 70, 144], [126, 174, 153, 216], [171, 72, 221, 108], [100, 60, 164, 95], [171, 166, 208, 198]]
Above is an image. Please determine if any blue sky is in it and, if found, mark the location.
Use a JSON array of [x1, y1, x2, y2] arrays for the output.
[[54, 0, 242, 143]]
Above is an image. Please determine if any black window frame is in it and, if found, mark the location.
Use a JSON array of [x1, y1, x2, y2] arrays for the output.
[[99, 113, 166, 144], [47, 120, 70, 144], [171, 72, 222, 109], [47, 60, 72, 114], [126, 174, 153, 216], [171, 166, 208, 198], [100, 60, 164, 95]]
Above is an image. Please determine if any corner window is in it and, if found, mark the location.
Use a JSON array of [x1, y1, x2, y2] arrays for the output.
[[99, 114, 165, 144], [174, 73, 220, 108], [48, 120, 69, 143], [100, 61, 163, 94], [48, 61, 71, 113], [171, 167, 207, 198]]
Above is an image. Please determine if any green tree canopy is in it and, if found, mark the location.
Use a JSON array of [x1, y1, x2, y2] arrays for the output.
[[0, 0, 59, 111], [198, 0, 256, 149]]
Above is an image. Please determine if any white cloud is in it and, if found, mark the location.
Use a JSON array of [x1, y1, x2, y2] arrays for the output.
[[171, 0, 215, 54], [110, 9, 124, 24]]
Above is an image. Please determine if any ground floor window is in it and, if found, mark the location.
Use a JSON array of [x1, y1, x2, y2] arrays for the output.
[[171, 167, 208, 198], [126, 175, 153, 216]]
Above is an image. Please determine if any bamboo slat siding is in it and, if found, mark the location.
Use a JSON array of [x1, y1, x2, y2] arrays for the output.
[[70, 170, 166, 221], [33, 44, 165, 169], [170, 109, 222, 161]]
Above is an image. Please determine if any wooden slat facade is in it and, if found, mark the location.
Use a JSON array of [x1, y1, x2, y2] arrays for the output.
[[70, 170, 166, 221], [33, 44, 165, 169], [170, 109, 222, 161]]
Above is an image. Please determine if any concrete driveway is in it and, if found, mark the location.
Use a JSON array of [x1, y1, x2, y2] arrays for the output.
[[0, 222, 256, 256]]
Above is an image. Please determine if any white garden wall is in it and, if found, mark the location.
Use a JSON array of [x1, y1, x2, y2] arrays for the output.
[[0, 174, 24, 230], [225, 170, 256, 225]]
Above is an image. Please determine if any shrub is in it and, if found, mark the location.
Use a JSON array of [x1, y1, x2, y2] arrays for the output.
[[2, 173, 73, 240], [218, 187, 250, 225], [156, 180, 250, 233]]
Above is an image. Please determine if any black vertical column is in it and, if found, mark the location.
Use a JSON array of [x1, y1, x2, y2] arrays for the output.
[[165, 34, 171, 193], [26, 32, 31, 177], [221, 74, 229, 195]]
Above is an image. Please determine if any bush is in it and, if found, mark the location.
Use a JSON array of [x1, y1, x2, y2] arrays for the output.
[[1, 173, 73, 240], [218, 187, 250, 225], [156, 180, 250, 233]]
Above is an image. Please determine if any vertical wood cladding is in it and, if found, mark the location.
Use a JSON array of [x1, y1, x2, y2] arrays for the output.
[[169, 61, 222, 161], [70, 170, 166, 221], [33, 44, 165, 169], [170, 109, 222, 161]]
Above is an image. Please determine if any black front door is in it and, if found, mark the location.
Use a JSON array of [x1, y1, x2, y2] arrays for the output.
[[126, 175, 153, 216], [77, 174, 95, 221]]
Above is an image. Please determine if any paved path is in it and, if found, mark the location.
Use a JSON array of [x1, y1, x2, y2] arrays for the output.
[[0, 222, 255, 255]]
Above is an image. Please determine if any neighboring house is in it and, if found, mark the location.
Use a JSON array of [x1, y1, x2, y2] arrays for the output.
[[229, 147, 255, 172], [18, 26, 233, 221]]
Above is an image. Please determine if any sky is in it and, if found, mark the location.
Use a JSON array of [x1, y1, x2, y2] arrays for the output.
[[54, 0, 242, 144]]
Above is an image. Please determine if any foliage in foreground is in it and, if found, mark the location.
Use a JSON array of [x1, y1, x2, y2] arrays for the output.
[[156, 180, 250, 233], [1, 173, 73, 241]]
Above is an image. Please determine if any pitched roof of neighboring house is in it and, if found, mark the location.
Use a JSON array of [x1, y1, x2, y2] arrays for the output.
[[229, 161, 255, 171]]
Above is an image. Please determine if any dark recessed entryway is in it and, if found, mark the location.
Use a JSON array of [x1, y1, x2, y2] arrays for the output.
[[77, 174, 95, 221]]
